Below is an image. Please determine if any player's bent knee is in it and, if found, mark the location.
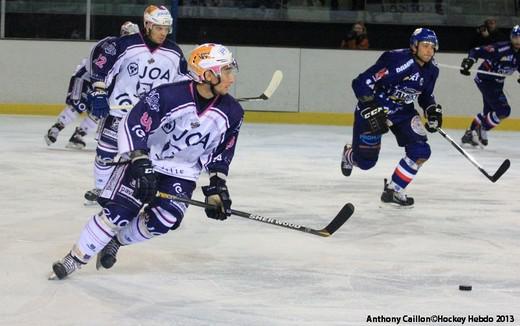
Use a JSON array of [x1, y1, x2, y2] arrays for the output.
[[145, 205, 185, 235], [406, 142, 431, 163], [356, 156, 377, 170], [99, 206, 134, 231]]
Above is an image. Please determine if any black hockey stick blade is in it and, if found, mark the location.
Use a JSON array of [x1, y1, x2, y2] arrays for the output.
[[316, 203, 355, 237], [236, 70, 283, 102], [486, 159, 510, 183]]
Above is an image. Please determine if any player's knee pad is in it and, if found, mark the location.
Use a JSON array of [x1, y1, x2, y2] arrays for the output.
[[145, 204, 185, 235], [95, 152, 115, 167], [405, 142, 431, 164], [98, 206, 135, 230], [495, 106, 511, 120]]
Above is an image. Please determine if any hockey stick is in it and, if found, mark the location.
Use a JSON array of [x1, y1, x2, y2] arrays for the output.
[[236, 70, 283, 102], [109, 70, 283, 110], [157, 191, 354, 237], [436, 63, 509, 78], [437, 128, 510, 183]]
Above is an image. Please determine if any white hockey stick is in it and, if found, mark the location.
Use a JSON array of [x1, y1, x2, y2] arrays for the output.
[[109, 70, 283, 110], [437, 63, 509, 78], [236, 70, 283, 102]]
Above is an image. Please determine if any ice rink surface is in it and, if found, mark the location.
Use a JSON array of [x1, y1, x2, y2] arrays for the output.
[[1, 115, 519, 325]]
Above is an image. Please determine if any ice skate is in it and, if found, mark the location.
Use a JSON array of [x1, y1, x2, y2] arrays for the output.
[[84, 188, 101, 206], [96, 238, 121, 270], [66, 127, 87, 149], [380, 179, 414, 207], [476, 125, 488, 146], [44, 122, 65, 145], [341, 144, 353, 177], [49, 252, 84, 280], [461, 129, 480, 147]]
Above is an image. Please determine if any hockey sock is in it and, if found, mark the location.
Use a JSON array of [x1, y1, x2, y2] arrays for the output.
[[57, 105, 80, 126], [473, 112, 499, 131], [390, 156, 419, 191], [74, 211, 119, 262]]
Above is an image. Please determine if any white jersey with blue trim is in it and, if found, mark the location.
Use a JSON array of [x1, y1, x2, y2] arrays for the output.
[[89, 33, 190, 118], [118, 81, 244, 181]]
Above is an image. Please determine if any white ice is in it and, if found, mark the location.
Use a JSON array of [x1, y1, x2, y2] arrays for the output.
[[1, 115, 519, 325]]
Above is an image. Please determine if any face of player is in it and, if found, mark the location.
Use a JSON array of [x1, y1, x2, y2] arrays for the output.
[[147, 25, 169, 44], [414, 42, 436, 65], [211, 65, 237, 96], [511, 36, 520, 50]]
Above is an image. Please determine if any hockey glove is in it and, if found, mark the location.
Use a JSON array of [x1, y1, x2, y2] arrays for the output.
[[424, 104, 443, 133], [201, 175, 232, 221], [88, 82, 110, 118], [359, 100, 389, 134], [129, 151, 157, 204], [460, 58, 475, 76]]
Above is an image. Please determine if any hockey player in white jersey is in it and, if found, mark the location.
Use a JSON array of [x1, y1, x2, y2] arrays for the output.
[[50, 43, 243, 280], [43, 21, 140, 149], [83, 5, 190, 204]]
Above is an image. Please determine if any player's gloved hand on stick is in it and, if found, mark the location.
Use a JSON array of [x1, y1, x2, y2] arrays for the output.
[[424, 104, 443, 133], [460, 58, 475, 76], [201, 175, 232, 220], [359, 98, 389, 134], [129, 151, 157, 203], [88, 81, 110, 118]]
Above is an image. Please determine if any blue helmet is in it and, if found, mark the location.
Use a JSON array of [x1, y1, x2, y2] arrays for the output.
[[410, 28, 439, 51], [511, 25, 520, 38]]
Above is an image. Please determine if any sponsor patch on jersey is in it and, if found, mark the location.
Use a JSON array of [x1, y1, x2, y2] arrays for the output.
[[145, 90, 160, 112], [411, 115, 427, 136], [373, 68, 388, 81], [128, 62, 139, 76], [483, 45, 495, 53], [498, 45, 510, 53], [140, 112, 153, 132], [93, 54, 107, 69], [359, 134, 381, 146], [396, 59, 414, 73], [102, 128, 117, 140]]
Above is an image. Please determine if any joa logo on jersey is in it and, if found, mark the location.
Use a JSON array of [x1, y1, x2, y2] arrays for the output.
[[127, 62, 171, 81]]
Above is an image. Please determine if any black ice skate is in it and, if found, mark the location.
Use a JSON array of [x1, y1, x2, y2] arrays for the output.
[[341, 144, 353, 176], [84, 188, 101, 206], [96, 238, 121, 270], [66, 127, 87, 149], [461, 129, 480, 147], [380, 179, 414, 207], [475, 125, 488, 146], [44, 122, 65, 145], [50, 252, 85, 280]]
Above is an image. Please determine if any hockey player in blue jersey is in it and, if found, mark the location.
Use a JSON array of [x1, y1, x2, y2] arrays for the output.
[[84, 5, 190, 204], [341, 28, 443, 207], [43, 21, 140, 149], [460, 25, 520, 147], [50, 43, 243, 280]]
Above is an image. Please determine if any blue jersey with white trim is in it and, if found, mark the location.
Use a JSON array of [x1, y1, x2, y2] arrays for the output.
[[89, 33, 190, 117], [352, 48, 439, 123], [468, 41, 520, 82], [119, 81, 244, 181]]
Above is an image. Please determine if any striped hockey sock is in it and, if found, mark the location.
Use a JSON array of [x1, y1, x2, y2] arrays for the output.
[[390, 156, 419, 191], [472, 112, 499, 131]]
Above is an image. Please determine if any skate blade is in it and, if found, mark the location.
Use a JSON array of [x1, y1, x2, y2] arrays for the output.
[[65, 143, 86, 150], [379, 202, 414, 209], [83, 199, 99, 207], [48, 271, 59, 280]]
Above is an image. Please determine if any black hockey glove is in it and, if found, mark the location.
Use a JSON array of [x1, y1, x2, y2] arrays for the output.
[[460, 58, 475, 76], [359, 100, 389, 134], [88, 82, 110, 118], [424, 104, 443, 133], [129, 151, 157, 204], [201, 175, 232, 221]]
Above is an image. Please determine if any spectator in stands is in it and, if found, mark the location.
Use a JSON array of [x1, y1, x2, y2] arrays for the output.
[[469, 18, 507, 49], [340, 21, 369, 50]]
